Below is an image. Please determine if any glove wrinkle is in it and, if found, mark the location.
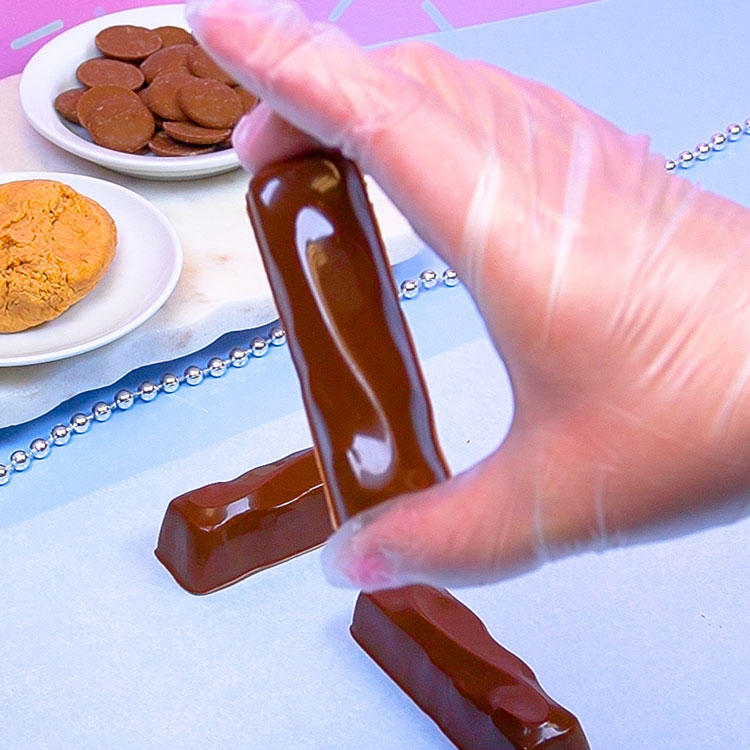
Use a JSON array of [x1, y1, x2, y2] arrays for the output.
[[189, 0, 750, 591]]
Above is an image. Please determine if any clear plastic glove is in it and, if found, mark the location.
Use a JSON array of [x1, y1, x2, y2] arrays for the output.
[[187, 0, 750, 590]]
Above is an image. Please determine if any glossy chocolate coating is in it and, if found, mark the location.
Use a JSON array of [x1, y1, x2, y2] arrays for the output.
[[352, 586, 590, 750], [155, 448, 332, 594], [247, 151, 449, 526]]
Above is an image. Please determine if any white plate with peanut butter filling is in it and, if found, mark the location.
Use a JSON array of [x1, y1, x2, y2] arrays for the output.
[[19, 5, 242, 181], [0, 172, 182, 366]]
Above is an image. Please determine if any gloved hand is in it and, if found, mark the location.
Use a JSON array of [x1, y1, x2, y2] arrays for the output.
[[187, 0, 750, 590]]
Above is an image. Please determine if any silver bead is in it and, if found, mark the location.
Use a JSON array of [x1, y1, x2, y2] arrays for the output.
[[207, 357, 227, 377], [92, 401, 112, 422], [51, 423, 71, 445], [695, 142, 712, 160], [678, 150, 695, 168], [269, 326, 286, 347], [138, 381, 158, 402], [251, 336, 268, 357], [29, 438, 50, 459], [400, 278, 419, 299], [184, 365, 204, 386], [70, 413, 91, 433], [161, 373, 180, 393], [419, 268, 438, 289], [727, 123, 743, 141], [115, 389, 135, 410], [744, 117, 750, 135], [711, 132, 727, 151], [664, 159, 677, 172], [442, 268, 459, 286], [229, 347, 248, 367], [10, 450, 30, 471], [0, 464, 9, 485]]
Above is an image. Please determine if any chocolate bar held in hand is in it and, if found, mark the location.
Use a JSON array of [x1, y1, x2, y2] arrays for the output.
[[351, 586, 590, 750], [247, 151, 450, 528], [155, 448, 332, 594]]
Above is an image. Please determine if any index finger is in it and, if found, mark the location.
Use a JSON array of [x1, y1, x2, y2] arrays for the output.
[[186, 0, 491, 275]]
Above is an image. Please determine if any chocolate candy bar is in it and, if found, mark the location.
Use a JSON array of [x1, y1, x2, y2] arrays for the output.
[[247, 151, 449, 526], [155, 448, 332, 594], [351, 586, 590, 750]]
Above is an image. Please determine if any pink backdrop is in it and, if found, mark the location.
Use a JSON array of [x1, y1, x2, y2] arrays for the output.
[[1, 0, 599, 79]]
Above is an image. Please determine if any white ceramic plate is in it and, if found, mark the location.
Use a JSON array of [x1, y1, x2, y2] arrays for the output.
[[0, 172, 182, 366], [18, 4, 241, 181]]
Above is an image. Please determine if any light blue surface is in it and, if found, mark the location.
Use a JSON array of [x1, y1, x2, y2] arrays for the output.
[[1, 1, 749, 748]]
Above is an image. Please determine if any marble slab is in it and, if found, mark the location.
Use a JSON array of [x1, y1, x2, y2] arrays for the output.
[[0, 75, 421, 428]]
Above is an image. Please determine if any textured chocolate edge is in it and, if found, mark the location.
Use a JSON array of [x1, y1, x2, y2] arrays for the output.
[[154, 448, 332, 595], [351, 587, 590, 750], [246, 150, 449, 527]]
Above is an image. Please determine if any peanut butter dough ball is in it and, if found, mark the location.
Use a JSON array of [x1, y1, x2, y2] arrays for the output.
[[0, 180, 117, 332]]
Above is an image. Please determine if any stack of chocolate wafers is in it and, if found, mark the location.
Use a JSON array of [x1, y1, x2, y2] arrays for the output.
[[53, 24, 258, 156]]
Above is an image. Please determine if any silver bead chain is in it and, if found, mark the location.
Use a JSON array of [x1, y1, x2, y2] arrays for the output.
[[664, 117, 750, 172], [0, 267, 461, 487]]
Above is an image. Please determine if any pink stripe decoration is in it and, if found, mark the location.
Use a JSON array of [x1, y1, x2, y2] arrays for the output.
[[1, 0, 176, 79], [1, 0, 601, 79]]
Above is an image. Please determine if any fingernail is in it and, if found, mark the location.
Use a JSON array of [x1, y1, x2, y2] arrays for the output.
[[232, 108, 264, 146], [321, 526, 361, 588], [350, 551, 395, 589], [323, 545, 397, 590], [321, 498, 408, 589], [231, 108, 270, 170]]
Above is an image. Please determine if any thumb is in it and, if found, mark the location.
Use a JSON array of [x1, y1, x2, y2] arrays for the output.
[[322, 408, 750, 591], [321, 440, 551, 591]]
